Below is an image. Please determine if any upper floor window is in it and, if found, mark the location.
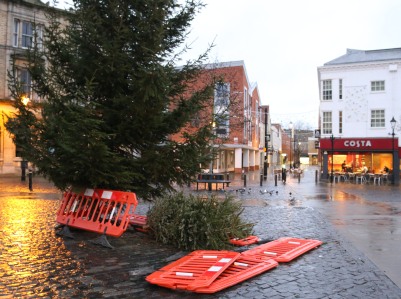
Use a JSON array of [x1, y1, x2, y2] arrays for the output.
[[214, 82, 230, 137], [13, 19, 43, 49], [22, 21, 33, 48], [322, 80, 332, 100], [371, 80, 385, 92], [339, 79, 343, 100], [371, 110, 385, 128], [214, 82, 230, 107], [322, 111, 332, 134], [339, 111, 343, 134]]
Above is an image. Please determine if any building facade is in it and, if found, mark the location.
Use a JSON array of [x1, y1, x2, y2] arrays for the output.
[[172, 61, 268, 174], [207, 61, 267, 174], [0, 0, 62, 174], [317, 48, 401, 183]]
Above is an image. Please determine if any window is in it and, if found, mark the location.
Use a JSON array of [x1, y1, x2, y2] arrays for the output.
[[371, 81, 385, 92], [371, 110, 385, 128], [322, 80, 332, 100], [322, 111, 332, 134], [13, 19, 43, 49], [215, 82, 230, 107], [339, 79, 343, 100], [17, 69, 32, 96], [243, 87, 251, 140], [214, 82, 230, 137], [13, 19, 20, 47], [339, 111, 342, 134], [22, 21, 33, 48], [33, 25, 44, 49]]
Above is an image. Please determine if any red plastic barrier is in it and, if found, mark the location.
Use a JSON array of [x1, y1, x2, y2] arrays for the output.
[[129, 214, 148, 233], [229, 235, 260, 246], [146, 250, 240, 290], [56, 188, 138, 237], [241, 237, 323, 262], [194, 256, 278, 293]]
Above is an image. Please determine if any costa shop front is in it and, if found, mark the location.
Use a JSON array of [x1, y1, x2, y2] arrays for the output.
[[319, 137, 400, 184]]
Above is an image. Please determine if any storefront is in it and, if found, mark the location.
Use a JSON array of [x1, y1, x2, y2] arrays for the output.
[[319, 137, 400, 184]]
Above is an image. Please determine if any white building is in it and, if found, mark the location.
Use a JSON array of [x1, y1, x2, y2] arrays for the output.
[[317, 48, 401, 183]]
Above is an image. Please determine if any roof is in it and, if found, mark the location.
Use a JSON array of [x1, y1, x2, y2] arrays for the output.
[[324, 48, 401, 65]]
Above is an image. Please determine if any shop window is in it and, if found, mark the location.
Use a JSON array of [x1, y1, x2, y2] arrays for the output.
[[322, 111, 332, 134], [322, 80, 332, 100], [371, 80, 385, 92], [371, 110, 385, 128]]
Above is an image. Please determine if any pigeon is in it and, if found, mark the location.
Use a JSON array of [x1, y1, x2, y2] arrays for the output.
[[260, 189, 267, 194], [248, 188, 251, 194], [276, 191, 278, 195]]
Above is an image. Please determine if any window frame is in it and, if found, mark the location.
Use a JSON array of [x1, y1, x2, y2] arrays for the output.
[[322, 80, 332, 101], [322, 111, 332, 134], [371, 80, 385, 92], [214, 82, 230, 137], [21, 20, 33, 48], [370, 109, 385, 128], [13, 19, 20, 47]]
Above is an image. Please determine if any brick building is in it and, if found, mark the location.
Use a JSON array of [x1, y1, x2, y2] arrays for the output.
[[172, 61, 268, 174]]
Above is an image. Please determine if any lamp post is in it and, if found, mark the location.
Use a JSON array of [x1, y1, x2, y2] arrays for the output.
[[289, 122, 293, 168], [330, 134, 335, 183], [264, 107, 268, 179], [20, 95, 30, 181], [390, 117, 397, 184]]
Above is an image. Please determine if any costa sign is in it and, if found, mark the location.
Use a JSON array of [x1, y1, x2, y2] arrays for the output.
[[319, 137, 397, 151], [344, 140, 372, 147]]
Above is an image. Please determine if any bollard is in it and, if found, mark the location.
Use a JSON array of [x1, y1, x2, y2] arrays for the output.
[[244, 174, 247, 187], [21, 160, 27, 182], [298, 172, 301, 183], [315, 170, 318, 183], [275, 174, 277, 186], [28, 169, 33, 191], [260, 173, 263, 186]]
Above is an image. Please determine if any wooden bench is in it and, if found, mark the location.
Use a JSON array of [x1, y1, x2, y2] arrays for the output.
[[196, 173, 231, 191]]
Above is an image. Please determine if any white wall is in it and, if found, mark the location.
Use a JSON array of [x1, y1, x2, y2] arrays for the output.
[[319, 61, 401, 146]]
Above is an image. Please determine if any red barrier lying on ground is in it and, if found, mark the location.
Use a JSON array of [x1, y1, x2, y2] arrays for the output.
[[146, 250, 240, 290], [229, 235, 260, 246], [241, 237, 323, 262], [129, 214, 149, 233], [56, 188, 138, 247], [146, 237, 322, 293]]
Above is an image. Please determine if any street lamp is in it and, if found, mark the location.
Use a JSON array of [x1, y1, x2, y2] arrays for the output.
[[390, 117, 397, 184], [19, 95, 30, 181], [289, 122, 293, 168]]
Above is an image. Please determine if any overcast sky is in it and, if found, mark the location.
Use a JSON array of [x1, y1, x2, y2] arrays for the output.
[[57, 0, 401, 129]]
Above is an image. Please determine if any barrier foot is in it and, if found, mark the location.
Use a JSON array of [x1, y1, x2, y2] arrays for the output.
[[89, 234, 114, 249], [56, 225, 75, 239]]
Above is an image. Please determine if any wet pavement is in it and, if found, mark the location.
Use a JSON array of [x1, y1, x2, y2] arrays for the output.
[[0, 169, 401, 298]]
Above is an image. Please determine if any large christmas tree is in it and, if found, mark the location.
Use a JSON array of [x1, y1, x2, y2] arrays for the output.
[[6, 0, 216, 199]]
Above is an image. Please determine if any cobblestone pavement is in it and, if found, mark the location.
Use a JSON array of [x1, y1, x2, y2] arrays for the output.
[[0, 171, 400, 298]]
